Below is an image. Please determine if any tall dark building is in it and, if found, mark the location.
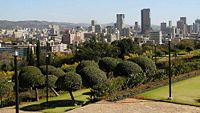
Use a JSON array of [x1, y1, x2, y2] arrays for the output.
[[180, 17, 187, 24], [141, 8, 151, 34], [116, 14, 125, 35]]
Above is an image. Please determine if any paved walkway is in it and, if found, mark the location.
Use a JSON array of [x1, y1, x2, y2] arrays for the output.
[[66, 98, 200, 113], [1, 98, 200, 113]]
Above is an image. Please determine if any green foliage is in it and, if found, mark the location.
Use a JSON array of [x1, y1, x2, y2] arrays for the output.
[[111, 38, 142, 58], [48, 75, 58, 88], [79, 66, 107, 88], [129, 57, 157, 82], [36, 39, 41, 67], [76, 60, 99, 73], [98, 57, 120, 73], [176, 39, 194, 51], [92, 77, 126, 97], [19, 66, 45, 88], [39, 65, 65, 77], [74, 38, 120, 61], [126, 73, 145, 88], [114, 61, 143, 77], [1, 63, 12, 72], [0, 76, 13, 99], [56, 72, 82, 91]]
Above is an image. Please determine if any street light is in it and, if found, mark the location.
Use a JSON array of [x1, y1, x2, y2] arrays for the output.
[[154, 43, 157, 65], [13, 50, 19, 113], [168, 38, 173, 100], [45, 54, 50, 105]]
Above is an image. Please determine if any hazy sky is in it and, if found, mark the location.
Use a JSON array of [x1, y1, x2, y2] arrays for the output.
[[0, 0, 200, 25]]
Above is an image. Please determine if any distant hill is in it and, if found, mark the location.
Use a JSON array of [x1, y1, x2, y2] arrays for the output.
[[0, 20, 90, 29], [0, 20, 160, 30]]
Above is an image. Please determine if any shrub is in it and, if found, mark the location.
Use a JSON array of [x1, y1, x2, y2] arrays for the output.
[[39, 65, 65, 77], [76, 60, 99, 73], [114, 61, 143, 77], [48, 75, 58, 88], [98, 57, 120, 77], [92, 76, 126, 97], [126, 73, 145, 88], [79, 66, 107, 88], [129, 57, 157, 82]]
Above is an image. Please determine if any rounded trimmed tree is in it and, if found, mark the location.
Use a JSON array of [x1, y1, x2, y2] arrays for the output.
[[39, 65, 65, 77], [19, 66, 45, 101], [129, 57, 157, 82], [114, 61, 143, 77], [79, 66, 107, 88], [98, 57, 120, 78], [56, 72, 82, 105], [76, 60, 99, 74]]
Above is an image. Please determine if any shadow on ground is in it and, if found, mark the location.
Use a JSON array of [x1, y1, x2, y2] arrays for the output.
[[20, 100, 84, 111]]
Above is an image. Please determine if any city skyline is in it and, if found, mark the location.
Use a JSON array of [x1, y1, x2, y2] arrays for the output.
[[0, 0, 200, 25]]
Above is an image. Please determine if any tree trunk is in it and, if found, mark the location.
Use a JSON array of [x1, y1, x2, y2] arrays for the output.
[[69, 91, 75, 105], [50, 87, 59, 96], [0, 96, 3, 108], [35, 88, 39, 101]]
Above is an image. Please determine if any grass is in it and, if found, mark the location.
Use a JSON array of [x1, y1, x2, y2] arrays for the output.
[[20, 89, 90, 113], [137, 75, 200, 106]]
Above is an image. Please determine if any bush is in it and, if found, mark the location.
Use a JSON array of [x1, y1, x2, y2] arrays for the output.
[[126, 73, 145, 88], [114, 61, 143, 77], [48, 75, 58, 88], [98, 57, 120, 77], [92, 76, 126, 97], [129, 57, 157, 82], [76, 60, 99, 73], [39, 65, 65, 77], [79, 66, 107, 88]]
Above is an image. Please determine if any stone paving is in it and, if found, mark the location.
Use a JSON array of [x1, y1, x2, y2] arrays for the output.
[[1, 98, 200, 113], [66, 98, 200, 113]]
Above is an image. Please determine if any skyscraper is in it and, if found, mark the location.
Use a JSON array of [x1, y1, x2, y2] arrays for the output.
[[116, 14, 125, 35], [141, 8, 151, 34], [180, 17, 187, 24], [161, 22, 167, 34]]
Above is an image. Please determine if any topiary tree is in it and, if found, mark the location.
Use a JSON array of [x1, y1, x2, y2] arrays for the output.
[[56, 72, 82, 105], [79, 66, 107, 88], [39, 65, 65, 77], [19, 66, 45, 101], [76, 60, 99, 74], [129, 57, 157, 82], [114, 61, 143, 77], [0, 77, 13, 107], [98, 57, 120, 78], [1, 63, 12, 72]]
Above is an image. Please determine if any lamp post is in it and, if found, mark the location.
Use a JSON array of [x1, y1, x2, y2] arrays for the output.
[[46, 54, 49, 104], [168, 38, 173, 100], [14, 50, 19, 113], [154, 43, 157, 65]]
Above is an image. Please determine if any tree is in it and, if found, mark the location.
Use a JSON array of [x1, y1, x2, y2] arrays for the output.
[[19, 66, 45, 101], [98, 57, 120, 78], [74, 38, 120, 61], [40, 65, 65, 77], [36, 39, 41, 67], [76, 60, 99, 74], [111, 38, 142, 59], [129, 57, 157, 82], [114, 61, 143, 77], [79, 66, 107, 88], [56, 72, 82, 105], [0, 77, 13, 107], [1, 63, 12, 72]]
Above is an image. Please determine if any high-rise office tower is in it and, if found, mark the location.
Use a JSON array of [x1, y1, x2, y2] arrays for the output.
[[134, 21, 140, 32], [169, 21, 172, 28], [141, 8, 151, 34], [161, 22, 167, 33], [91, 20, 96, 26], [116, 14, 125, 35], [180, 17, 187, 24]]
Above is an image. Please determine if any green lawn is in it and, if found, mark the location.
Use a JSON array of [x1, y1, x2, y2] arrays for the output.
[[20, 89, 90, 113], [137, 76, 200, 106]]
